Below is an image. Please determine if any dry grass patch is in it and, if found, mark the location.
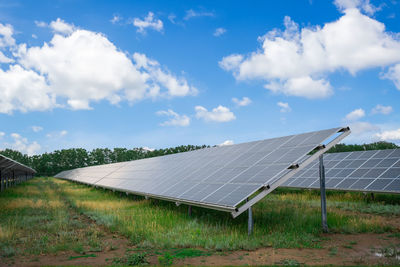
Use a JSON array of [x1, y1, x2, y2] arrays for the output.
[[75, 200, 131, 211], [0, 198, 63, 210]]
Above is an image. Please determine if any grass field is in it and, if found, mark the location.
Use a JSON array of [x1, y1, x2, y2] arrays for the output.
[[1, 177, 400, 265]]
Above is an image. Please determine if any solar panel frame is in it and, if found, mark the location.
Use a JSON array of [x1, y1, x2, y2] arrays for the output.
[[55, 127, 350, 217]]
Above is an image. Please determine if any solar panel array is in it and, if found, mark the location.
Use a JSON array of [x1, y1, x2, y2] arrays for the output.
[[55, 127, 346, 212], [0, 154, 36, 192], [282, 149, 400, 193]]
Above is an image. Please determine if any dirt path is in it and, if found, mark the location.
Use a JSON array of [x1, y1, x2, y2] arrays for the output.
[[5, 232, 400, 266]]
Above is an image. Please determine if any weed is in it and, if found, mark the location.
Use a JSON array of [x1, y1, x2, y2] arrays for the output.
[[158, 252, 174, 265], [278, 258, 300, 266], [113, 252, 148, 266]]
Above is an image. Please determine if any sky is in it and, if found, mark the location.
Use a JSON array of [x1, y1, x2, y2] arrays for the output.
[[0, 0, 400, 155]]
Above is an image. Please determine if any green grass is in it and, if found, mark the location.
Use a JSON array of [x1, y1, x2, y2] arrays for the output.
[[0, 177, 399, 259], [0, 177, 111, 258], [57, 178, 393, 250]]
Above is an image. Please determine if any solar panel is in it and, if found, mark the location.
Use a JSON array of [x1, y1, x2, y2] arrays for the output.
[[282, 148, 400, 193], [55, 127, 349, 217], [0, 154, 36, 191]]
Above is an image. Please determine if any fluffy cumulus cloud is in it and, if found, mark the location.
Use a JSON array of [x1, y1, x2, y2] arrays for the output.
[[50, 18, 75, 34], [0, 18, 195, 113], [375, 129, 400, 141], [218, 140, 234, 146], [371, 104, 393, 115], [277, 101, 291, 113], [5, 133, 41, 155], [220, 4, 400, 98], [232, 97, 251, 107], [156, 109, 190, 127], [0, 23, 15, 48], [214, 27, 226, 37], [0, 132, 5, 138], [195, 105, 236, 122], [345, 108, 365, 121], [333, 0, 380, 15], [133, 12, 163, 34]]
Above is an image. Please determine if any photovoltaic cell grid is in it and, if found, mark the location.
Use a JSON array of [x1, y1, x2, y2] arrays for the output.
[[0, 154, 36, 174], [282, 149, 400, 193], [0, 154, 36, 191], [55, 127, 344, 210]]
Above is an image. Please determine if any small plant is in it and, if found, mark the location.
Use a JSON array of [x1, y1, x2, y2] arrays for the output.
[[379, 245, 400, 258], [279, 258, 300, 266], [158, 252, 174, 266], [113, 252, 148, 266]]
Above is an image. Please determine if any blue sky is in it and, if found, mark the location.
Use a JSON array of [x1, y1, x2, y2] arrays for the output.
[[0, 0, 400, 155]]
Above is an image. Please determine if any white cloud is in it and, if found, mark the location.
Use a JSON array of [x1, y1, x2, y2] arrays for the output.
[[49, 18, 75, 35], [142, 146, 155, 152], [218, 140, 234, 146], [0, 132, 5, 138], [0, 19, 195, 114], [214, 27, 226, 37], [46, 130, 68, 138], [232, 97, 251, 107], [0, 23, 15, 48], [265, 76, 333, 99], [383, 64, 400, 90], [34, 21, 47, 28], [334, 0, 380, 15], [5, 133, 41, 155], [220, 6, 400, 98], [0, 65, 56, 114], [156, 109, 190, 127], [133, 12, 163, 34], [218, 54, 243, 71], [348, 121, 379, 135], [31, 126, 43, 132], [277, 101, 291, 112], [195, 105, 236, 122], [32, 34, 37, 39], [371, 104, 393, 115], [0, 51, 13, 63], [133, 53, 197, 97], [345, 108, 365, 121], [110, 15, 122, 24], [184, 9, 215, 20], [375, 129, 400, 141]]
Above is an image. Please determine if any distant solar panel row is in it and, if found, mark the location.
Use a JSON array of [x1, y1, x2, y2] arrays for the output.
[[56, 127, 347, 214], [0, 154, 36, 192], [283, 149, 400, 193]]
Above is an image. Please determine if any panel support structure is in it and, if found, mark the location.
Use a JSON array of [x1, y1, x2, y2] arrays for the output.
[[319, 154, 328, 233], [188, 205, 192, 216], [231, 127, 351, 218], [248, 198, 253, 236]]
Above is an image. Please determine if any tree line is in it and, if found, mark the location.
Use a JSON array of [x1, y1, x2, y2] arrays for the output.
[[0, 141, 398, 177]]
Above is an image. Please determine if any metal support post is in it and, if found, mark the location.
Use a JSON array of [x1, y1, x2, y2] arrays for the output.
[[188, 205, 192, 216], [319, 154, 328, 233], [247, 198, 253, 236]]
